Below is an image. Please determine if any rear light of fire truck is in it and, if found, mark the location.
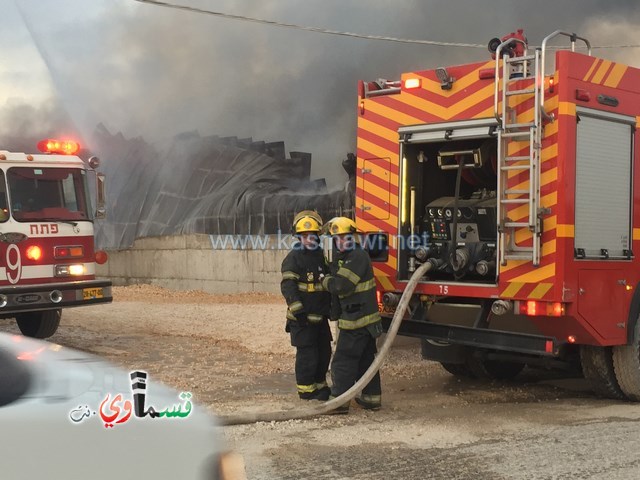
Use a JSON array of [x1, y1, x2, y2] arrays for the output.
[[515, 300, 565, 317], [54, 246, 84, 259]]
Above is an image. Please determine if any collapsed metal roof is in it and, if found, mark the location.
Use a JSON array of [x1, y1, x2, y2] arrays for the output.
[[91, 126, 353, 248]]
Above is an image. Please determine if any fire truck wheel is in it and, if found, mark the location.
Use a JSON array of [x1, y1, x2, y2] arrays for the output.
[[465, 356, 525, 380], [580, 345, 626, 400], [439, 362, 477, 379], [612, 320, 640, 401], [15, 309, 61, 339]]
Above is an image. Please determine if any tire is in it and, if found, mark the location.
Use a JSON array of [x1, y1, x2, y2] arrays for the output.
[[580, 345, 626, 400], [440, 362, 477, 379], [16, 309, 61, 339], [466, 357, 525, 380], [612, 318, 640, 401]]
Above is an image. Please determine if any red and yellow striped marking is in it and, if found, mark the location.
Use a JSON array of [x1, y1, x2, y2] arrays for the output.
[[582, 58, 629, 88], [356, 60, 560, 300]]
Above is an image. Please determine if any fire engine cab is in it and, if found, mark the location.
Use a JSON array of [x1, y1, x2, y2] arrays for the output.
[[0, 139, 112, 338], [356, 30, 640, 400]]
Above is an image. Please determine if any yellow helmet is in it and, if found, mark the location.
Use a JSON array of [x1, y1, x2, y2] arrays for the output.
[[326, 216, 358, 235], [293, 210, 323, 227], [294, 215, 321, 234]]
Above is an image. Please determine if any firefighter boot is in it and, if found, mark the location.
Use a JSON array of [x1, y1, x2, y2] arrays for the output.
[[355, 394, 381, 411], [313, 386, 331, 401], [299, 390, 319, 400]]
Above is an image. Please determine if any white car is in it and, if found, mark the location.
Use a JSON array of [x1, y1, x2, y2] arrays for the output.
[[0, 333, 245, 480]]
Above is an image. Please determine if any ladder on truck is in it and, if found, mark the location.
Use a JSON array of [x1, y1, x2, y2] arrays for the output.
[[493, 31, 592, 267], [494, 43, 543, 266]]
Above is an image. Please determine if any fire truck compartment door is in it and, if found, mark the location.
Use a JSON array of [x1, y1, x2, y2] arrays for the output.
[[399, 119, 498, 143], [578, 269, 627, 341], [575, 108, 633, 259], [360, 157, 390, 220]]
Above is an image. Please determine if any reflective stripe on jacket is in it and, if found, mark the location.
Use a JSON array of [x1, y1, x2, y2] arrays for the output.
[[281, 246, 331, 322], [322, 246, 380, 330]]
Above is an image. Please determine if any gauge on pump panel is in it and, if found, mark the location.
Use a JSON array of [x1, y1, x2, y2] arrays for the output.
[[444, 208, 452, 219], [437, 208, 443, 217], [456, 209, 462, 219], [428, 208, 436, 218]]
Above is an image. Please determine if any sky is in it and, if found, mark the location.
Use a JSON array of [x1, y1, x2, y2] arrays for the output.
[[1, 0, 639, 187]]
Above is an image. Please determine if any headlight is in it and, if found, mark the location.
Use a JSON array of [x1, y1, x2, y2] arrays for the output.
[[55, 264, 85, 277]]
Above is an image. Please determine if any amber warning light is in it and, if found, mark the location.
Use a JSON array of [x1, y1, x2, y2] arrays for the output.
[[37, 139, 80, 155], [404, 78, 421, 89]]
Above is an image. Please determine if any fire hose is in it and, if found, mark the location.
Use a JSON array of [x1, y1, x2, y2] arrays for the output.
[[219, 258, 440, 426]]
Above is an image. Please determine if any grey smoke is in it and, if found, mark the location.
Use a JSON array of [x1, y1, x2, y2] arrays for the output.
[[2, 0, 640, 186]]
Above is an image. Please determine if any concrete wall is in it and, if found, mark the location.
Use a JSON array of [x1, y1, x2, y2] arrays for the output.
[[96, 234, 289, 294]]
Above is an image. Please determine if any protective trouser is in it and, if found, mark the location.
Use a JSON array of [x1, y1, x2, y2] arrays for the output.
[[330, 327, 381, 402], [289, 320, 332, 396]]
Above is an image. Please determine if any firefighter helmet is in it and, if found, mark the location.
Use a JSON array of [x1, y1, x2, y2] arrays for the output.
[[294, 215, 322, 234], [326, 217, 358, 235], [293, 210, 323, 226]]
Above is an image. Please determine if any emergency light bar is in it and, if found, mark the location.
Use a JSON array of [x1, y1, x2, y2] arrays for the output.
[[37, 139, 80, 155]]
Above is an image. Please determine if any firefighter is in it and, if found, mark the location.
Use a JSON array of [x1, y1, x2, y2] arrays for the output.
[[281, 211, 332, 401], [321, 217, 383, 413]]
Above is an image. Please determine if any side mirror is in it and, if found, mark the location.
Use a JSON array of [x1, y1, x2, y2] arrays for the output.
[[95, 172, 106, 219]]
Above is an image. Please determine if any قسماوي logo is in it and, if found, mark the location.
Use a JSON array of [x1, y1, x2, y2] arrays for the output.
[[68, 370, 193, 428]]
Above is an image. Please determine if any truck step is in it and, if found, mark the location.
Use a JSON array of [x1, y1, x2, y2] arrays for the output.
[[504, 253, 534, 261], [501, 165, 530, 171], [506, 54, 537, 63], [506, 88, 535, 96], [504, 122, 535, 129], [501, 131, 531, 139], [504, 221, 533, 228]]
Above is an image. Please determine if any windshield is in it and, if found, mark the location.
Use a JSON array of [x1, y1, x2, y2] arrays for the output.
[[7, 167, 92, 222]]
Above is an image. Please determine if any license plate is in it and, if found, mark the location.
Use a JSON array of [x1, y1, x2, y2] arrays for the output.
[[83, 288, 104, 300]]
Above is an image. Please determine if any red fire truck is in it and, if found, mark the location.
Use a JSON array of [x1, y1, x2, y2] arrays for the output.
[[356, 29, 640, 400], [0, 139, 112, 338]]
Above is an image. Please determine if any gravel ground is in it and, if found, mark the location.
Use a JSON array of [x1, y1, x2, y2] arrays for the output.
[[3, 285, 640, 479]]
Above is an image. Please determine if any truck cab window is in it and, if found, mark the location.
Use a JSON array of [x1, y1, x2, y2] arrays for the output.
[[7, 167, 91, 222]]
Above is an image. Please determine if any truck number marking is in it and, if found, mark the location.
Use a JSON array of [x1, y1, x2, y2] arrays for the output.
[[29, 224, 59, 235], [439, 285, 449, 295], [6, 244, 22, 284]]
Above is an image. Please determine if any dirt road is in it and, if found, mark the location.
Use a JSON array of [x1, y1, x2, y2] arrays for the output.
[[3, 285, 639, 479]]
